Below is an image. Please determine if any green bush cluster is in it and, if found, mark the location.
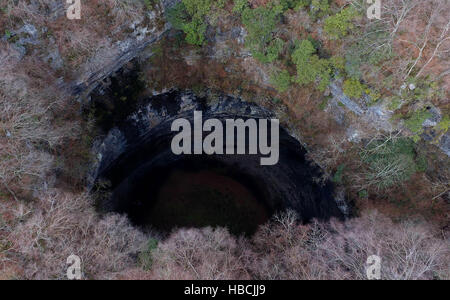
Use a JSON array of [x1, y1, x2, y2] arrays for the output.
[[310, 0, 331, 20], [404, 110, 432, 134], [270, 69, 292, 93], [387, 96, 402, 111], [277, 0, 311, 10], [240, 3, 285, 63], [235, 2, 345, 91], [332, 164, 345, 184], [143, 0, 158, 9], [343, 78, 365, 99], [167, 0, 214, 46], [438, 115, 449, 132], [138, 238, 159, 270], [343, 78, 380, 104], [318, 97, 330, 110], [404, 109, 432, 139], [358, 189, 368, 199], [233, 0, 248, 14], [324, 6, 359, 39], [401, 77, 442, 103], [291, 39, 341, 91]]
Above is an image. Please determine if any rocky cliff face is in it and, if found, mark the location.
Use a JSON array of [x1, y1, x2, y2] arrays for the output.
[[71, 3, 172, 98]]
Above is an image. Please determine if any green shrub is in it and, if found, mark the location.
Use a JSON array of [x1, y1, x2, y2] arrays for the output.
[[167, 0, 213, 46], [343, 78, 365, 99], [233, 0, 248, 14], [241, 3, 284, 63], [330, 56, 345, 73], [167, 2, 188, 30], [253, 38, 285, 63], [387, 96, 402, 111], [324, 6, 359, 39], [415, 154, 428, 173], [216, 0, 227, 9], [343, 78, 381, 103], [270, 69, 292, 93], [306, 35, 322, 51], [5, 29, 11, 39], [358, 190, 368, 199], [138, 238, 159, 270], [366, 88, 381, 104], [292, 39, 332, 91], [360, 138, 420, 190], [272, 97, 282, 104], [404, 110, 432, 135], [143, 0, 157, 9], [310, 0, 330, 19], [401, 77, 443, 103], [183, 0, 213, 16], [318, 97, 329, 110], [183, 17, 208, 45], [438, 115, 449, 132], [332, 164, 345, 184], [277, 0, 311, 10]]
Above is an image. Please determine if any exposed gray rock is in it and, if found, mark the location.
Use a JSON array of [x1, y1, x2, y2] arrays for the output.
[[70, 5, 171, 99], [334, 187, 351, 218], [439, 132, 450, 156], [43, 37, 64, 70], [329, 80, 393, 132], [1, 23, 41, 59], [329, 81, 364, 116], [89, 128, 127, 188], [346, 127, 362, 143]]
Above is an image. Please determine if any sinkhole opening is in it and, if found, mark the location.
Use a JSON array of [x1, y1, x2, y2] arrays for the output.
[[91, 87, 344, 237]]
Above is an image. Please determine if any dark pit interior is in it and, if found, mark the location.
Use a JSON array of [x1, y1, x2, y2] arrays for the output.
[[109, 158, 271, 235], [90, 66, 344, 237]]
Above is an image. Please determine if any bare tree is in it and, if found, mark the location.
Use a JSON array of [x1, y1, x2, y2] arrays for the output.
[[399, 0, 449, 79]]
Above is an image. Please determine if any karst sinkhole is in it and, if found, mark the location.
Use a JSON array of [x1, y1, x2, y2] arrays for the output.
[[87, 65, 345, 237]]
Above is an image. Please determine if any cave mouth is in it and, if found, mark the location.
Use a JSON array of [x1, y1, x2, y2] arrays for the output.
[[92, 89, 344, 237]]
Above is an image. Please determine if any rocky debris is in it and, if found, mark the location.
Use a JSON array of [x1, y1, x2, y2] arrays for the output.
[[364, 105, 394, 132], [346, 127, 362, 143], [439, 132, 450, 156], [424, 106, 442, 126], [1, 23, 41, 59], [43, 37, 64, 70], [89, 127, 127, 189], [328, 80, 394, 133], [329, 81, 365, 116], [334, 187, 351, 218]]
